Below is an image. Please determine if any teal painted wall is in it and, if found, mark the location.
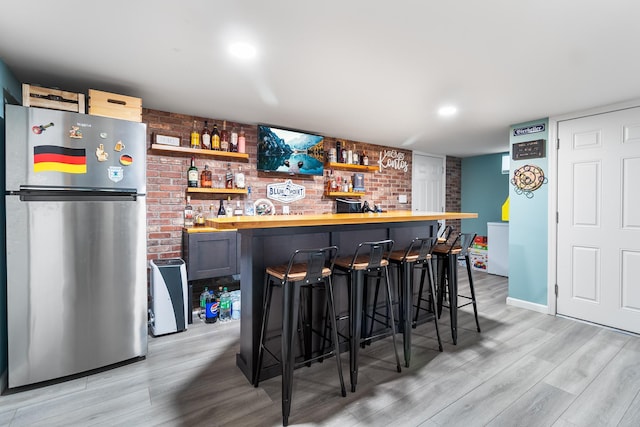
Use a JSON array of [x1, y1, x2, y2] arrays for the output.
[[461, 153, 509, 237], [1, 58, 21, 389], [508, 119, 549, 305]]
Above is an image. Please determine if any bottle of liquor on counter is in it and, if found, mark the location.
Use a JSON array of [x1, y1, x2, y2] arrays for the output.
[[190, 120, 200, 149], [230, 127, 239, 152], [219, 287, 232, 322], [184, 195, 194, 227], [211, 123, 221, 150], [187, 157, 198, 187], [244, 186, 255, 216], [201, 120, 211, 149], [200, 164, 212, 188], [225, 162, 234, 189], [235, 166, 245, 189], [195, 206, 205, 226], [217, 199, 226, 217], [220, 120, 229, 151], [207, 203, 216, 220], [238, 127, 246, 153]]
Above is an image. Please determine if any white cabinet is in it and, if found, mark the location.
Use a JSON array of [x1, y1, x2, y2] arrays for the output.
[[488, 222, 509, 276]]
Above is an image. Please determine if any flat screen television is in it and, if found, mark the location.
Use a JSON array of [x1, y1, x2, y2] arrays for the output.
[[257, 125, 324, 176]]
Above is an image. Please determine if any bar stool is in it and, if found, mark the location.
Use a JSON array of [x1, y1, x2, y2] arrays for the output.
[[254, 246, 346, 426], [432, 232, 481, 345], [388, 236, 443, 368], [333, 239, 401, 393]]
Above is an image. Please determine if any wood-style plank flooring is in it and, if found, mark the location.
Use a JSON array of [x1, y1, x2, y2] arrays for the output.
[[1, 270, 640, 426]]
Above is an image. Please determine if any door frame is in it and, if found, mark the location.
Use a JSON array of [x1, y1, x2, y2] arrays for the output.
[[548, 97, 640, 316], [411, 151, 446, 212]]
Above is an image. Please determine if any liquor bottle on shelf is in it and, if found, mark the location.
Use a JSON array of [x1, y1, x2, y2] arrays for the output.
[[217, 199, 226, 217], [234, 200, 243, 216], [220, 120, 229, 151], [335, 141, 341, 163], [190, 120, 200, 149], [201, 120, 211, 149], [362, 151, 369, 166], [235, 166, 245, 189], [200, 164, 212, 188], [341, 143, 347, 164], [211, 123, 221, 150], [330, 170, 338, 192], [347, 145, 353, 164], [352, 144, 359, 165], [184, 196, 194, 227], [225, 162, 234, 189], [238, 127, 246, 153], [244, 186, 255, 216], [225, 196, 233, 217], [195, 206, 205, 226], [187, 157, 198, 187], [230, 127, 239, 152]]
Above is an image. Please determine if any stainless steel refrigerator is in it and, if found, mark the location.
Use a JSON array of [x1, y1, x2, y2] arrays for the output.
[[4, 104, 147, 389]]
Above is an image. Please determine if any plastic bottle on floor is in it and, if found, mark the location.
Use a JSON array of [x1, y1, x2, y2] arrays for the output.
[[219, 287, 232, 322], [199, 287, 209, 320]]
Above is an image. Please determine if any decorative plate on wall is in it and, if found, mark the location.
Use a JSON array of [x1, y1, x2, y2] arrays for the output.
[[254, 198, 275, 216], [511, 164, 547, 198]]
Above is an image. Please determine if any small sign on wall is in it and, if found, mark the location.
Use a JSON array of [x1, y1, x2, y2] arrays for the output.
[[512, 139, 545, 160], [266, 179, 306, 203], [513, 124, 545, 136]]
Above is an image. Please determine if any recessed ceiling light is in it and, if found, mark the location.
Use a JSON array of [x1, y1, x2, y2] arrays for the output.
[[438, 105, 458, 117], [229, 42, 257, 59]]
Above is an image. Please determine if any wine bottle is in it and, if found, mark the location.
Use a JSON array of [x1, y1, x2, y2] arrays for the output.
[[211, 123, 221, 150], [201, 120, 211, 149], [217, 199, 226, 217], [190, 120, 200, 149], [187, 157, 198, 187], [220, 120, 229, 151]]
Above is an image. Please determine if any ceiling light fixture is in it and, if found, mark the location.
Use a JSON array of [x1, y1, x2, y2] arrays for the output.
[[229, 42, 257, 60], [438, 105, 458, 117]]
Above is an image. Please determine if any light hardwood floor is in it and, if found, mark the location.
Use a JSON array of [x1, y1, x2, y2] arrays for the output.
[[1, 271, 639, 426]]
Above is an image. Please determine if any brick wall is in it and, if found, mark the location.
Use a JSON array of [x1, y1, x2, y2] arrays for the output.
[[143, 108, 416, 262], [445, 156, 462, 234]]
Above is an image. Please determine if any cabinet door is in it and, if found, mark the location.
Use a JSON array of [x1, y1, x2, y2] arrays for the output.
[[183, 231, 238, 280]]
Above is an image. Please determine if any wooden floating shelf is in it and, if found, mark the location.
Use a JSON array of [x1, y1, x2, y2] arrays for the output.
[[325, 191, 365, 197], [150, 144, 249, 161], [187, 188, 248, 195], [324, 162, 378, 172]]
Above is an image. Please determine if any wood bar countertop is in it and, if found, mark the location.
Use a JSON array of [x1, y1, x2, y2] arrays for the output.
[[206, 210, 477, 230]]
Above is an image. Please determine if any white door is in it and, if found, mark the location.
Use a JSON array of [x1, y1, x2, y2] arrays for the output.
[[557, 106, 640, 334], [412, 153, 445, 230]]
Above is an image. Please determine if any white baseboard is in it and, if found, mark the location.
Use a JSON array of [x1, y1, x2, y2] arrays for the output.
[[506, 297, 550, 314]]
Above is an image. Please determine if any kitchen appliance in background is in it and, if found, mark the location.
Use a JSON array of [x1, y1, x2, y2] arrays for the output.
[[4, 105, 148, 389]]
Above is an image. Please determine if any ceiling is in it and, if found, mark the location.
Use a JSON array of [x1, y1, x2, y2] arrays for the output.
[[2, 1, 640, 157]]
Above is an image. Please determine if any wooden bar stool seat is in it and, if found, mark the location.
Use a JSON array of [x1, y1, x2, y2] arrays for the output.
[[254, 246, 346, 426]]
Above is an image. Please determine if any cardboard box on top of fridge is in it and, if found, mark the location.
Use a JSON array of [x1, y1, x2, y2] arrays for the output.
[[88, 89, 142, 122], [22, 83, 86, 113]]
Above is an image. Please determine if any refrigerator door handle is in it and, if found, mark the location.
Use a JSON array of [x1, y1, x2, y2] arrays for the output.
[[18, 187, 139, 202]]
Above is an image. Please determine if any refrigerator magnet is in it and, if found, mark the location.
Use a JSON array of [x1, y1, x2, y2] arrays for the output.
[[119, 154, 133, 166], [96, 144, 109, 161], [114, 140, 125, 152], [32, 122, 54, 134], [69, 126, 83, 138], [108, 166, 124, 183], [100, 132, 108, 139]]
